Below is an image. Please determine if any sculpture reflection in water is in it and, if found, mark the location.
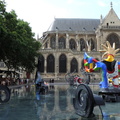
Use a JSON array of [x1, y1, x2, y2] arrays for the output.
[[35, 71, 49, 101]]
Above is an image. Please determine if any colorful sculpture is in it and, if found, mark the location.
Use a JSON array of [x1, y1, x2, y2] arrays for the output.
[[84, 41, 120, 88], [73, 41, 120, 118]]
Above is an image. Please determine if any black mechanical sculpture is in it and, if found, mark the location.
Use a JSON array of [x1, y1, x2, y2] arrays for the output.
[[68, 41, 120, 118], [0, 85, 10, 103], [66, 70, 105, 118]]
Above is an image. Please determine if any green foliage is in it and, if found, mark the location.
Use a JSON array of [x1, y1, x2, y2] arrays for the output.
[[0, 0, 41, 72], [0, 0, 6, 14]]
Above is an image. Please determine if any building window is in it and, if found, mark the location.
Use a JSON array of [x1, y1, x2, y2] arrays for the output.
[[70, 58, 78, 72], [58, 37, 66, 49], [38, 55, 44, 72], [47, 54, 55, 73], [0, 62, 5, 67], [80, 38, 86, 51], [88, 39, 95, 51], [107, 23, 109, 27], [107, 33, 120, 51], [45, 43, 48, 48], [59, 54, 67, 73], [50, 36, 56, 49], [69, 39, 76, 50], [81, 59, 84, 69]]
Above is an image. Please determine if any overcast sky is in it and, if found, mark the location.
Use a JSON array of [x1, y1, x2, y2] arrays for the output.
[[5, 0, 120, 38]]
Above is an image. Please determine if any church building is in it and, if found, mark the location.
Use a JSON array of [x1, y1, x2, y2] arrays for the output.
[[38, 4, 120, 80]]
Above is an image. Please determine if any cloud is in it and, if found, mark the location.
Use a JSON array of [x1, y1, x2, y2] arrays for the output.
[[97, 0, 120, 8], [67, 0, 74, 4], [113, 1, 120, 7], [97, 1, 106, 7]]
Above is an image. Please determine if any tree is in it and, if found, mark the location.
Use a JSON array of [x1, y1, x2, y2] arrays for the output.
[[0, 0, 7, 60], [0, 0, 41, 73]]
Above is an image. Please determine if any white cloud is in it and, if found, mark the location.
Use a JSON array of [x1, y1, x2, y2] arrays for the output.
[[67, 0, 74, 4], [97, 1, 106, 7], [97, 0, 119, 8]]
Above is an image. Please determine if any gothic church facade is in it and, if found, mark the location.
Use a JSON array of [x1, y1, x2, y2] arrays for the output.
[[38, 5, 120, 80]]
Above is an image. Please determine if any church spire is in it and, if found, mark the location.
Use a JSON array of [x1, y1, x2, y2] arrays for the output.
[[110, 2, 113, 8]]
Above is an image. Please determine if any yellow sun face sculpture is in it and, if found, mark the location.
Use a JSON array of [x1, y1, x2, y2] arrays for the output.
[[100, 41, 120, 62]]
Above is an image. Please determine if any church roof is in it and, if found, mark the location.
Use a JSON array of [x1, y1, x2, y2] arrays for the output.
[[102, 7, 120, 26], [48, 18, 100, 32]]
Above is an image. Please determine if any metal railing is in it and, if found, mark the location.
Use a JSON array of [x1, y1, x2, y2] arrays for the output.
[[102, 26, 120, 29]]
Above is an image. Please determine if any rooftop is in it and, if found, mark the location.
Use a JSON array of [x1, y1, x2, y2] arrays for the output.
[[48, 18, 100, 32]]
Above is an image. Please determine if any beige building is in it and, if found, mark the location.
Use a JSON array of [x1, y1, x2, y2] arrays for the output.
[[0, 62, 26, 79], [38, 5, 120, 80]]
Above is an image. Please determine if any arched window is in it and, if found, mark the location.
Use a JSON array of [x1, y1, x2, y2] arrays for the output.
[[45, 43, 48, 48], [58, 37, 66, 49], [80, 38, 86, 51], [69, 39, 76, 50], [50, 36, 56, 49], [81, 59, 84, 69], [88, 39, 95, 51], [59, 54, 67, 73], [70, 58, 78, 72], [47, 54, 55, 73], [38, 55, 44, 72], [107, 33, 120, 50]]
